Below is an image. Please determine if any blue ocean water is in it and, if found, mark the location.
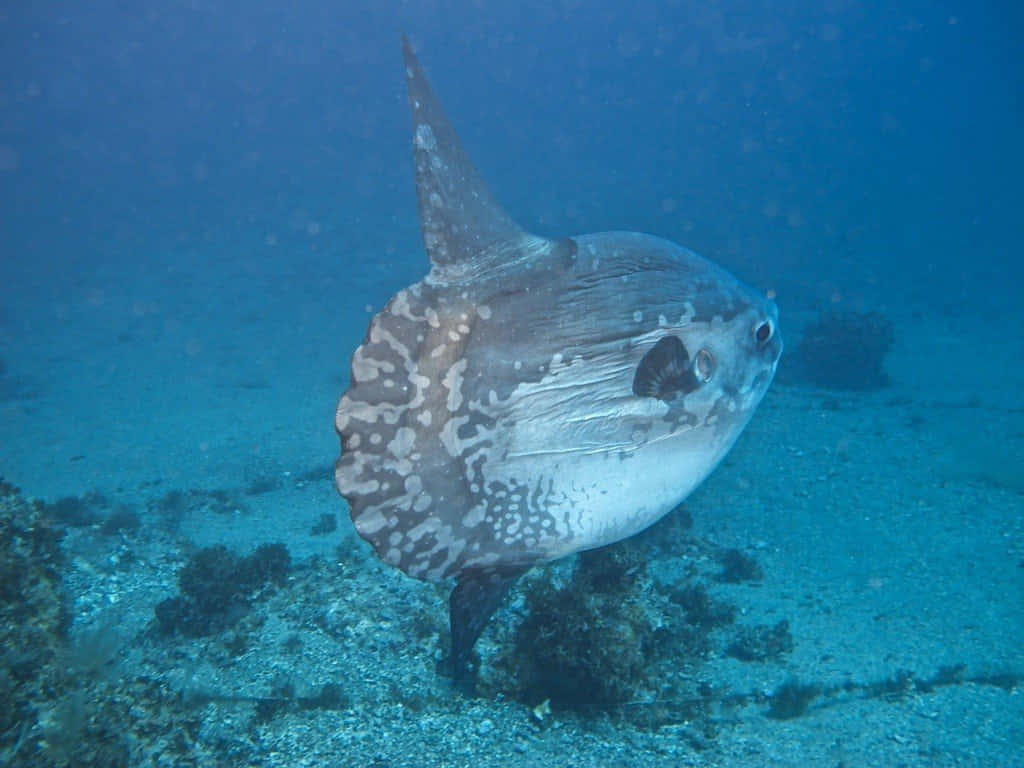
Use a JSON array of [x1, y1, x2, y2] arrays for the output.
[[1, 2, 1021, 766]]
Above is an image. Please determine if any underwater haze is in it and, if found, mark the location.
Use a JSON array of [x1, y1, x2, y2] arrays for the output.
[[1, 1, 1022, 766]]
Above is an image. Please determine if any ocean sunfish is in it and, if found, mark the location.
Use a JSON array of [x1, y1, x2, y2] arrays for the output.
[[335, 37, 782, 678]]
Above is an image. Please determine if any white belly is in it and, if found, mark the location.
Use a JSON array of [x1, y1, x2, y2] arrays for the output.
[[544, 436, 732, 557]]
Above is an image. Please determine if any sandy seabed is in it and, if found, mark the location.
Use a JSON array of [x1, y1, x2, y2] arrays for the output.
[[1, 257, 1021, 767]]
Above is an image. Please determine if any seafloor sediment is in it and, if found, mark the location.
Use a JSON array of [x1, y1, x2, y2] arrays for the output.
[[1, 307, 1022, 767]]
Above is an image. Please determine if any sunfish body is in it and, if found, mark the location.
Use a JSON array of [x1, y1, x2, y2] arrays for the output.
[[335, 38, 782, 676]]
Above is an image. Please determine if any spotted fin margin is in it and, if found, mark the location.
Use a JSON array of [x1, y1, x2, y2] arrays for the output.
[[402, 35, 575, 283], [450, 565, 528, 684]]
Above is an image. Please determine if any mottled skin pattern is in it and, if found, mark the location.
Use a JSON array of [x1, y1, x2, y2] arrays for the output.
[[335, 37, 781, 673]]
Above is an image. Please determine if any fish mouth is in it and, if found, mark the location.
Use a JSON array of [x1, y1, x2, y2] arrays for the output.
[[751, 368, 775, 396]]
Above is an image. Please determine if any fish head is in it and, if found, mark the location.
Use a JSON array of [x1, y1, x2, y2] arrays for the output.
[[463, 230, 782, 555], [624, 238, 783, 424]]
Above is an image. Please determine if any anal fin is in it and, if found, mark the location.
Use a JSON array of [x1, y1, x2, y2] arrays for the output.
[[449, 565, 527, 684]]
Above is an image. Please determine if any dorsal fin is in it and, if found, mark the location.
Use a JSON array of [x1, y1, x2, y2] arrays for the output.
[[401, 36, 572, 282]]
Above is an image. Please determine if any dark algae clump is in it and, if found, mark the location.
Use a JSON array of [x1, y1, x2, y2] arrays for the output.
[[669, 583, 737, 630], [0, 479, 68, 760], [714, 548, 764, 583], [0, 481, 133, 766], [767, 679, 822, 719], [155, 542, 291, 637], [310, 512, 337, 535], [99, 505, 141, 536], [44, 494, 104, 528], [500, 545, 659, 713], [495, 543, 745, 718]]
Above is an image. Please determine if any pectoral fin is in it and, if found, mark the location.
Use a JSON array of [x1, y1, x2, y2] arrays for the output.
[[632, 335, 700, 400]]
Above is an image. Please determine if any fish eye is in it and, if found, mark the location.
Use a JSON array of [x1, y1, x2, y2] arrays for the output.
[[755, 320, 773, 344], [694, 348, 714, 383]]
